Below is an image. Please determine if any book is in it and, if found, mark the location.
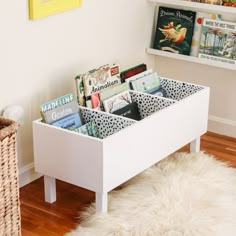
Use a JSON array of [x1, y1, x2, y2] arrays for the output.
[[43, 100, 79, 124], [198, 19, 236, 65], [73, 121, 100, 138], [40, 93, 74, 113], [120, 64, 147, 83], [103, 90, 132, 113], [75, 75, 85, 106], [91, 93, 101, 110], [86, 120, 100, 138], [51, 113, 83, 130], [202, 0, 222, 4], [190, 12, 222, 57], [99, 83, 130, 107], [112, 102, 141, 121], [82, 64, 121, 98], [184, 0, 222, 3], [130, 72, 161, 94], [125, 69, 153, 85], [153, 7, 196, 56]]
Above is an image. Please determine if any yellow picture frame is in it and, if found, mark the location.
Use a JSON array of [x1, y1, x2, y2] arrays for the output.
[[29, 0, 83, 20]]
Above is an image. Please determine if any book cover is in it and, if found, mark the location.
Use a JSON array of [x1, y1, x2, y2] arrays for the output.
[[75, 75, 85, 106], [51, 113, 83, 130], [125, 69, 153, 88], [198, 19, 236, 65], [120, 64, 147, 83], [40, 93, 74, 113], [130, 72, 161, 94], [91, 93, 101, 110], [190, 12, 222, 57], [103, 90, 132, 113], [43, 100, 79, 124], [99, 83, 130, 105], [112, 102, 141, 121], [86, 120, 100, 138], [82, 64, 121, 98], [153, 7, 196, 56]]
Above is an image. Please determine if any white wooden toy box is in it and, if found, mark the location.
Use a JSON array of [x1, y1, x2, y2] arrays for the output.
[[33, 77, 210, 212]]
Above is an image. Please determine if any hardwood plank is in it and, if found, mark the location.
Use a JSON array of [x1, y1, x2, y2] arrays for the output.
[[20, 132, 236, 235]]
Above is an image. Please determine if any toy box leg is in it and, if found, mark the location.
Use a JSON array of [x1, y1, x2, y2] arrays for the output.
[[96, 192, 108, 213], [190, 137, 200, 153], [44, 175, 56, 203]]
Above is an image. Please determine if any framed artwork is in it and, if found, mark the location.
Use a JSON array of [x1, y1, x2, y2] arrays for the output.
[[29, 0, 83, 20]]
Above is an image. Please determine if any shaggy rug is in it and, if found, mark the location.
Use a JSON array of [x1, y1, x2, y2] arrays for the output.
[[67, 152, 236, 236]]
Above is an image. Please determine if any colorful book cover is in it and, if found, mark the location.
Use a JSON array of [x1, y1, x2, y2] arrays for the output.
[[130, 72, 161, 94], [51, 113, 83, 130], [40, 93, 74, 113], [120, 64, 147, 83], [103, 90, 132, 113], [86, 120, 100, 138], [198, 18, 236, 65], [91, 93, 101, 110], [153, 7, 196, 56], [82, 64, 121, 98], [190, 12, 222, 57], [43, 100, 79, 124]]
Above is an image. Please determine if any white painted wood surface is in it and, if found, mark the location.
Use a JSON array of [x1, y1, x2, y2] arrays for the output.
[[146, 49, 236, 71], [149, 0, 236, 14], [33, 79, 210, 213]]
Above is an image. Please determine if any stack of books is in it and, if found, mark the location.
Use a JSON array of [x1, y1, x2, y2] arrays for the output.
[[75, 63, 166, 121], [40, 93, 100, 138]]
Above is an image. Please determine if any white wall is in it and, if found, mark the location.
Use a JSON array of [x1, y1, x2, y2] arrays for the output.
[[0, 0, 154, 185]]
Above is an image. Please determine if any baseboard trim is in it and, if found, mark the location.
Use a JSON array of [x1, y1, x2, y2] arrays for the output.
[[19, 163, 42, 188], [208, 115, 236, 138]]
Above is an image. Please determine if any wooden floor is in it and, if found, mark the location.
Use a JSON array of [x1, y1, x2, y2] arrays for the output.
[[20, 131, 236, 236]]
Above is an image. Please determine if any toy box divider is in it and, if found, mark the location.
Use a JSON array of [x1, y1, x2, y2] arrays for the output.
[[78, 77, 204, 140]]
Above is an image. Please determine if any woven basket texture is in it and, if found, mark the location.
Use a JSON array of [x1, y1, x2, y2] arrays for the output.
[[0, 117, 21, 236]]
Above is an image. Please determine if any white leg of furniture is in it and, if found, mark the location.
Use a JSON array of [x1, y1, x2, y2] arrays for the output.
[[44, 175, 56, 203], [190, 137, 201, 153], [96, 192, 108, 213]]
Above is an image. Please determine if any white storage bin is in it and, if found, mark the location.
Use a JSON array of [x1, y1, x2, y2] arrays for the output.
[[33, 77, 210, 212]]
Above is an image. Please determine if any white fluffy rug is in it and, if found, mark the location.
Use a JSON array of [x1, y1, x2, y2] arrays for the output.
[[67, 152, 236, 236]]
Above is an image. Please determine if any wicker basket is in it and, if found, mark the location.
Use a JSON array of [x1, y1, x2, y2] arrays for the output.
[[0, 117, 21, 236]]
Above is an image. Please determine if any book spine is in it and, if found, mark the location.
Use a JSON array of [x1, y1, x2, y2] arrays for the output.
[[75, 75, 85, 106]]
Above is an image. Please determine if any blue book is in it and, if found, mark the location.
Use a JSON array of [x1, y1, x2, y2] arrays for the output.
[[51, 113, 82, 130]]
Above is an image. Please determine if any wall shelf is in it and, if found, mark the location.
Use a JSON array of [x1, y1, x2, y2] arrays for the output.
[[148, 0, 236, 71], [149, 0, 236, 15], [147, 48, 236, 70]]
